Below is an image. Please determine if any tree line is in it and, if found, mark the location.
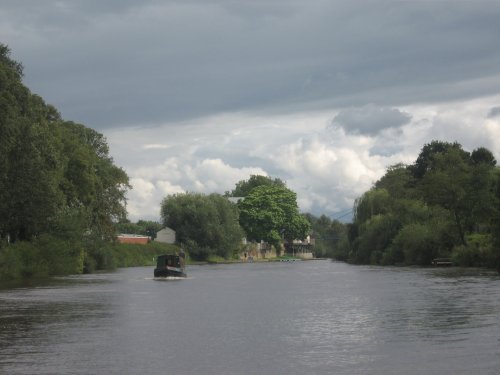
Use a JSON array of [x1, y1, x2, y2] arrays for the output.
[[160, 175, 311, 261], [0, 43, 130, 279], [344, 141, 500, 269]]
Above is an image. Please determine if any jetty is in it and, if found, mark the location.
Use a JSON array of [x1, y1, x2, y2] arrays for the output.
[[432, 258, 453, 266]]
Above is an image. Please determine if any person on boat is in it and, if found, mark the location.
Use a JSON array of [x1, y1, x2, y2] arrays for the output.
[[179, 248, 186, 268]]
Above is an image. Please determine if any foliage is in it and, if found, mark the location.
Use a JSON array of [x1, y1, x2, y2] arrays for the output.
[[238, 185, 311, 250], [390, 223, 440, 266], [161, 192, 244, 260], [0, 43, 131, 280], [226, 174, 285, 197], [304, 214, 349, 259], [451, 234, 495, 267], [115, 219, 162, 239], [352, 214, 401, 264], [0, 43, 129, 245], [348, 140, 500, 269], [0, 236, 177, 281]]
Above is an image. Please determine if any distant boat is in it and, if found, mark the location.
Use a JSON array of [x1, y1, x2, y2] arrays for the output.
[[154, 254, 186, 278], [431, 258, 453, 266]]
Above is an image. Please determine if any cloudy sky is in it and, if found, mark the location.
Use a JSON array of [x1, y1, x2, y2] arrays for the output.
[[2, 0, 500, 222]]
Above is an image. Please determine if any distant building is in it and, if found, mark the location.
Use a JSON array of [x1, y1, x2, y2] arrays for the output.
[[155, 227, 176, 244], [116, 234, 151, 245]]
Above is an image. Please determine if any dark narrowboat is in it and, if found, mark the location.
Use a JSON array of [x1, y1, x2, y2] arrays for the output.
[[154, 254, 186, 278]]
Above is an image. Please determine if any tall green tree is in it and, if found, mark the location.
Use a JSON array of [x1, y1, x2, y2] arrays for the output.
[[226, 175, 285, 197], [161, 193, 244, 260], [56, 121, 130, 240], [418, 148, 471, 245], [409, 140, 469, 179], [0, 43, 129, 243], [238, 185, 311, 251], [374, 163, 416, 199], [0, 45, 64, 241]]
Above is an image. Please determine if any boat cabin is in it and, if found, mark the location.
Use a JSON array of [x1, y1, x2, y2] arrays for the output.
[[154, 254, 186, 278]]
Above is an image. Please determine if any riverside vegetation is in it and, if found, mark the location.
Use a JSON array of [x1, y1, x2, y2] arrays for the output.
[[341, 141, 500, 270], [1, 43, 500, 281], [0, 44, 183, 280]]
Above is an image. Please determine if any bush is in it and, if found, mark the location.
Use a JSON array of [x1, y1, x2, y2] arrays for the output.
[[391, 223, 439, 265], [0, 243, 24, 280], [0, 241, 49, 280], [36, 234, 85, 275], [350, 214, 400, 264], [452, 234, 494, 267]]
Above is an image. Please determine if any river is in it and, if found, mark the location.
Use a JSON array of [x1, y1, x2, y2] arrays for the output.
[[1, 261, 499, 375]]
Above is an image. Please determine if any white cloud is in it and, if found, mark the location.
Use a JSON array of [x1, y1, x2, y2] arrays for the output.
[[110, 94, 500, 222], [143, 144, 170, 150]]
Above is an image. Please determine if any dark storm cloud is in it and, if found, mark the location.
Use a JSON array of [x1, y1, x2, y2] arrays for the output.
[[331, 104, 411, 136], [2, 1, 500, 130]]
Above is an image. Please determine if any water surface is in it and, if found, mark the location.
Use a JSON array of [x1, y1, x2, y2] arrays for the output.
[[1, 261, 499, 374]]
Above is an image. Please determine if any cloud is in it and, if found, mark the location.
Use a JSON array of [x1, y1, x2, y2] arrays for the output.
[[143, 144, 170, 150], [100, 94, 500, 222], [2, 1, 500, 129], [3, 1, 500, 223], [331, 104, 411, 136], [488, 106, 500, 118]]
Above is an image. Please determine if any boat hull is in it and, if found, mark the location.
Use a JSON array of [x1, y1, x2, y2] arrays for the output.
[[154, 266, 186, 278]]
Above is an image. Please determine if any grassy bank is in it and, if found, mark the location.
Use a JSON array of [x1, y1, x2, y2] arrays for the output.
[[0, 235, 179, 281], [110, 241, 179, 268]]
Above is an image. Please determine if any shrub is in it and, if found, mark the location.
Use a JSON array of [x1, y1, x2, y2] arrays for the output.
[[35, 234, 85, 275], [452, 234, 494, 267], [391, 223, 439, 265], [0, 241, 49, 280]]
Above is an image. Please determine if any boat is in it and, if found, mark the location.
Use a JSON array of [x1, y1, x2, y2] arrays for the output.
[[154, 254, 186, 277]]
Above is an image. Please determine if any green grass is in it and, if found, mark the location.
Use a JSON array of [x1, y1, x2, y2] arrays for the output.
[[0, 238, 181, 281], [111, 241, 179, 268]]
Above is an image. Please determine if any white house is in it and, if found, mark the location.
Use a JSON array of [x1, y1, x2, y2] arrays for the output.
[[155, 227, 176, 244]]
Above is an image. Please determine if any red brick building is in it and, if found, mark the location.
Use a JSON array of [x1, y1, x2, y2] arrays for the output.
[[116, 234, 151, 245]]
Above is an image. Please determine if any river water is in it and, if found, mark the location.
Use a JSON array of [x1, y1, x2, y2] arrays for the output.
[[1, 261, 499, 375]]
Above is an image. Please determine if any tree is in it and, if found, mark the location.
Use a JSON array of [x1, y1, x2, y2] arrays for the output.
[[0, 46, 64, 241], [305, 214, 348, 259], [0, 43, 129, 243], [418, 147, 497, 246], [238, 185, 311, 251], [115, 219, 162, 239], [226, 175, 285, 197], [161, 193, 244, 260], [58, 121, 129, 240], [348, 140, 500, 268], [410, 140, 469, 179], [375, 163, 416, 199], [471, 147, 496, 166], [353, 188, 392, 224]]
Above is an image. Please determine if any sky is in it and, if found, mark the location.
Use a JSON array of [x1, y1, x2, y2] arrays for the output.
[[2, 0, 500, 222]]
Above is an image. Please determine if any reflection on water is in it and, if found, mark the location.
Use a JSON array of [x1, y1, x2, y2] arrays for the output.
[[1, 262, 500, 375]]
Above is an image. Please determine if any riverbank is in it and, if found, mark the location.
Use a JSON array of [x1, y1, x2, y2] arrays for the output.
[[0, 238, 180, 282]]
